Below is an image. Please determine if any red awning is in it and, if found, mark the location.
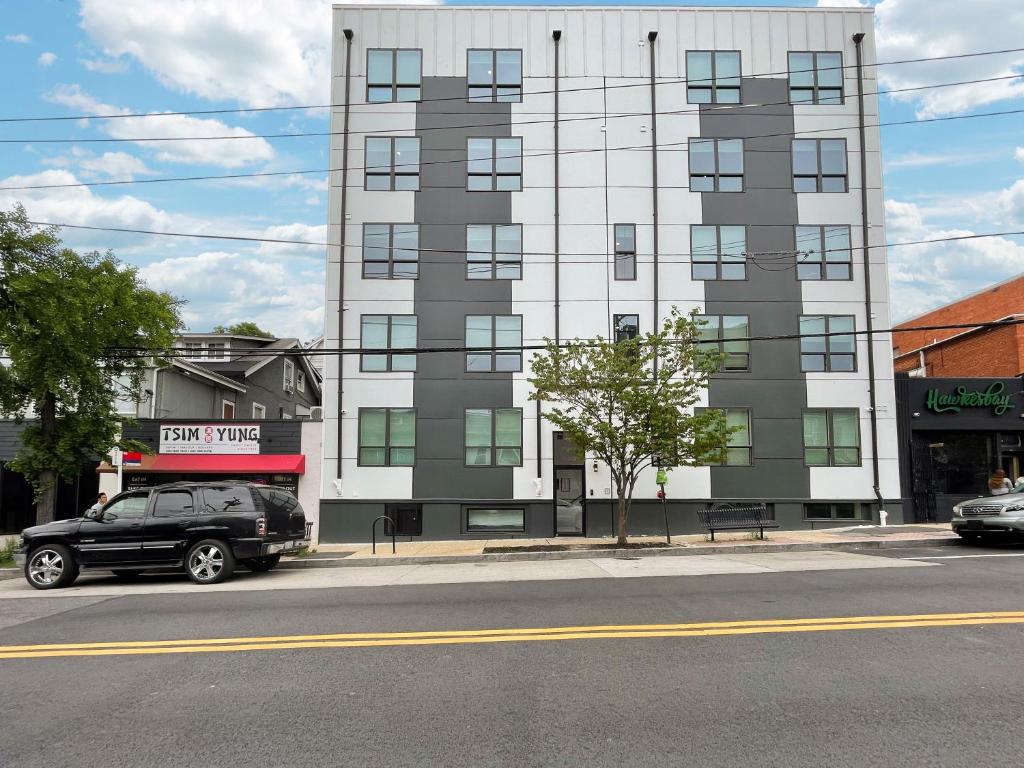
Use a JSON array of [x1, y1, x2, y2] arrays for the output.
[[132, 454, 305, 475]]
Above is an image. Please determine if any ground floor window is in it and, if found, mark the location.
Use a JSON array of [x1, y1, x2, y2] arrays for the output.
[[466, 507, 525, 533], [804, 502, 863, 520]]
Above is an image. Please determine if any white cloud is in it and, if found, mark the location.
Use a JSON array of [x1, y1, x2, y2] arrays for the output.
[[140, 250, 325, 339], [79, 57, 128, 74], [37, 52, 57, 67], [79, 151, 157, 180], [1016, 147, 1024, 162], [875, 0, 1024, 118], [45, 84, 275, 168], [257, 223, 328, 256], [305, 194, 321, 206], [5, 33, 30, 44], [885, 198, 1024, 321], [884, 149, 1001, 170], [79, 0, 439, 108]]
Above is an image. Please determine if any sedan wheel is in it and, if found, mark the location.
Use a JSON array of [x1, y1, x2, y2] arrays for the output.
[[185, 539, 235, 585], [26, 544, 79, 590]]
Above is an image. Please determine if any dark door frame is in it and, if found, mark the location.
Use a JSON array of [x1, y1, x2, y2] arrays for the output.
[[553, 464, 586, 536]]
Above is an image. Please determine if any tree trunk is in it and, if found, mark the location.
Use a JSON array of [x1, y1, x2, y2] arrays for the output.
[[616, 492, 629, 547], [35, 391, 57, 525]]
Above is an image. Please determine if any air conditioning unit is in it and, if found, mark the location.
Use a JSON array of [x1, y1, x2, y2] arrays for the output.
[[309, 406, 323, 420], [283, 382, 294, 393]]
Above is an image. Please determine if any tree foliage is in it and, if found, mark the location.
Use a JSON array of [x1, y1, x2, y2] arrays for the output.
[[529, 307, 732, 545], [0, 205, 182, 522], [212, 321, 275, 338]]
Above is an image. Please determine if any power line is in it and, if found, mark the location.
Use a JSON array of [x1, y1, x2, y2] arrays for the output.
[[5, 105, 1022, 193], [4, 73, 1020, 145], [103, 318, 1024, 359], [2, 45, 1020, 123], [26, 220, 1024, 263]]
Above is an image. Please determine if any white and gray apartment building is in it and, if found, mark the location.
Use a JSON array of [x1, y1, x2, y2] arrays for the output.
[[319, 3, 900, 542]]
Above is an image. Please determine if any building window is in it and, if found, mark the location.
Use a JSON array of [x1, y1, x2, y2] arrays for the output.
[[359, 408, 416, 466], [705, 408, 752, 466], [296, 370, 305, 392], [222, 400, 235, 419], [205, 342, 227, 360], [689, 138, 744, 192], [467, 49, 522, 102], [361, 315, 417, 372], [799, 315, 855, 372], [465, 408, 522, 466], [467, 224, 522, 280], [696, 315, 750, 371], [365, 137, 420, 191], [792, 139, 847, 192], [253, 403, 266, 420], [789, 52, 843, 105], [796, 226, 852, 280], [614, 224, 636, 280], [283, 359, 295, 391], [803, 409, 860, 466], [686, 51, 741, 104], [184, 341, 203, 359], [465, 315, 522, 372], [691, 225, 746, 280], [367, 49, 422, 103], [467, 137, 522, 191], [363, 224, 418, 279], [805, 502, 861, 520], [466, 507, 526, 533], [613, 314, 639, 343]]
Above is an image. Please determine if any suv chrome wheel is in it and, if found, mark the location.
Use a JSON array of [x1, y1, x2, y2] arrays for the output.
[[29, 549, 64, 586], [189, 545, 224, 581]]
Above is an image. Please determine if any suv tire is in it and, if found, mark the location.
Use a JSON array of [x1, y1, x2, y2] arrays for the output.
[[26, 544, 79, 590], [245, 554, 281, 573], [185, 539, 236, 585]]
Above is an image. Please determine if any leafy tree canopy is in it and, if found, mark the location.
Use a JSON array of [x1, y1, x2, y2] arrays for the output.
[[0, 205, 182, 522], [211, 322, 275, 339], [529, 307, 733, 545]]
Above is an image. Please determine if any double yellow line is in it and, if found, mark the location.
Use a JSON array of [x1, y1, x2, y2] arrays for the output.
[[2, 610, 1022, 660]]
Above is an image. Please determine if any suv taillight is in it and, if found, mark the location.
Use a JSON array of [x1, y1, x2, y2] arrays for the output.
[[256, 517, 267, 537]]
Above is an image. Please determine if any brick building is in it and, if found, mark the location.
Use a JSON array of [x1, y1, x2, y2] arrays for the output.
[[893, 275, 1024, 377]]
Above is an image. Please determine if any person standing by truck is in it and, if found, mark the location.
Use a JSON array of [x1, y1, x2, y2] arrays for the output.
[[988, 470, 1014, 496]]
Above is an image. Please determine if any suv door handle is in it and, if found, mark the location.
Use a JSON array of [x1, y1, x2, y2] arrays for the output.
[[177, 521, 191, 528], [129, 523, 142, 529]]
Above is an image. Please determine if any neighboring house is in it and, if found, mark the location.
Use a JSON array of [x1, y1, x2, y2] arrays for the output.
[[318, 4, 901, 542], [305, 336, 326, 379], [120, 333, 322, 420]]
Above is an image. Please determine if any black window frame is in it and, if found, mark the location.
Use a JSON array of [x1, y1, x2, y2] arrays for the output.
[[465, 506, 526, 533], [614, 223, 637, 281], [366, 48, 423, 103], [357, 407, 417, 467], [613, 313, 639, 343], [802, 408, 861, 467], [464, 408, 523, 467], [795, 225, 853, 281], [788, 51, 844, 105], [689, 138, 744, 192], [466, 223, 523, 280], [359, 314, 418, 373], [700, 407, 753, 467], [685, 50, 742, 104], [799, 315, 856, 372], [691, 224, 748, 281], [465, 314, 523, 373], [362, 223, 419, 279], [792, 138, 848, 193], [696, 314, 750, 372], [467, 48, 523, 103], [151, 489, 196, 519], [364, 136, 421, 191], [804, 502, 863, 520], [467, 137, 522, 191]]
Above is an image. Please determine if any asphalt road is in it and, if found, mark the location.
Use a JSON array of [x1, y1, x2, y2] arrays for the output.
[[2, 543, 1024, 768]]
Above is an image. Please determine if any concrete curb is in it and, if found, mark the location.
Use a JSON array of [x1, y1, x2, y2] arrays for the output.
[[0, 568, 21, 581], [279, 535, 962, 569]]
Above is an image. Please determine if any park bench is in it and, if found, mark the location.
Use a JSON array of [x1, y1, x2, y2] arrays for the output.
[[697, 503, 779, 542]]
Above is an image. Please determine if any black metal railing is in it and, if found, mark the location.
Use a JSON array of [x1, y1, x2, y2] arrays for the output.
[[372, 515, 396, 555]]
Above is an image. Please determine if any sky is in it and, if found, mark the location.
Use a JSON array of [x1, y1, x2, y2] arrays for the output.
[[0, 0, 1022, 342]]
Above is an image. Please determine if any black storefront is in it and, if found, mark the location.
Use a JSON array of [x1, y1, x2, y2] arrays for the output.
[[896, 375, 1024, 522]]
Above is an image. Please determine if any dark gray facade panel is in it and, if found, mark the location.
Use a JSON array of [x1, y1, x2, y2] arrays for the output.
[[700, 78, 809, 501], [413, 76, 514, 500], [0, 421, 28, 461]]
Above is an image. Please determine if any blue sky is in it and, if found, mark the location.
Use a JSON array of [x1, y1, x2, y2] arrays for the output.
[[1, 0, 1022, 340]]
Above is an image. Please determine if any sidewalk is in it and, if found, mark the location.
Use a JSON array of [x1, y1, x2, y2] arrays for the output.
[[286, 524, 959, 569]]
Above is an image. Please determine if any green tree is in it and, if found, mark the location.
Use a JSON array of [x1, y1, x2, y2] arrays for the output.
[[0, 205, 182, 523], [529, 308, 732, 546], [211, 321, 275, 338]]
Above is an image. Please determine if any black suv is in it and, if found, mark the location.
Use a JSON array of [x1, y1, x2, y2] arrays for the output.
[[14, 482, 310, 590]]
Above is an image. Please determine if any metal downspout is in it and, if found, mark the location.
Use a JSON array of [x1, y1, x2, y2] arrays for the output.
[[853, 32, 886, 523], [648, 31, 660, 344], [553, 30, 562, 347], [336, 28, 354, 481]]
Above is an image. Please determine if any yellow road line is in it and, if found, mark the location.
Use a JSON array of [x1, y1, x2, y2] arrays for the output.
[[2, 612, 1023, 660]]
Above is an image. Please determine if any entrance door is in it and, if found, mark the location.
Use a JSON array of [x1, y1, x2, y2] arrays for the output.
[[142, 488, 199, 564], [554, 467, 585, 536], [77, 491, 149, 565], [387, 504, 423, 537]]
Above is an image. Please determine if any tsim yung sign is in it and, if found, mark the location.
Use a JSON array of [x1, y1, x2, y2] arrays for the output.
[[159, 424, 261, 454]]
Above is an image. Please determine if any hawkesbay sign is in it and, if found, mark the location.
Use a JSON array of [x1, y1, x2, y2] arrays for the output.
[[925, 382, 1014, 416], [159, 424, 260, 454]]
